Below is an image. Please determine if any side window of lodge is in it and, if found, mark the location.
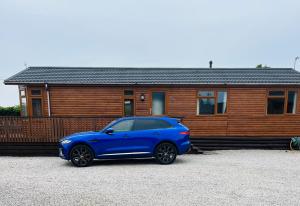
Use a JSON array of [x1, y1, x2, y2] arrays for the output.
[[267, 90, 297, 115], [197, 90, 227, 115], [196, 89, 297, 116]]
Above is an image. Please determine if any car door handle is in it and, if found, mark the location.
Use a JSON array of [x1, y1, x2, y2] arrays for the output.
[[123, 134, 129, 138], [88, 139, 100, 142], [152, 132, 160, 136]]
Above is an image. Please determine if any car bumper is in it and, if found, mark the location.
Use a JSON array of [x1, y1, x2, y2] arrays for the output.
[[178, 140, 191, 155], [59, 143, 71, 160]]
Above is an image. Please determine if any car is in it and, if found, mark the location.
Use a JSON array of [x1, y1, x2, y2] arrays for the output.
[[59, 116, 191, 167]]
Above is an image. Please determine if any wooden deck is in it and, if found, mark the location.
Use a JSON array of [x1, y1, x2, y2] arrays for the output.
[[0, 116, 119, 142]]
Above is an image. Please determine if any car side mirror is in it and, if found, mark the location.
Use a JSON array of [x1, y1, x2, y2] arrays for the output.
[[105, 128, 114, 135]]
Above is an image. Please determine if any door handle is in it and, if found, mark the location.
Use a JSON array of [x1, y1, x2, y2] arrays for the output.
[[89, 139, 100, 142], [152, 132, 160, 136], [123, 134, 129, 138]]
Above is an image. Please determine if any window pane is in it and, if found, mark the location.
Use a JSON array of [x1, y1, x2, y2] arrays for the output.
[[267, 98, 284, 114], [124, 90, 133, 96], [21, 97, 27, 116], [20, 90, 25, 96], [32, 99, 42, 117], [198, 98, 215, 115], [217, 91, 227, 114], [31, 89, 41, 96], [269, 91, 284, 96], [287, 91, 297, 114], [198, 91, 214, 97], [134, 119, 172, 130], [124, 99, 134, 116], [111, 120, 134, 132], [152, 92, 165, 115]]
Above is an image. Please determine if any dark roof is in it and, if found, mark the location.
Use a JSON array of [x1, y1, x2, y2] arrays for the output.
[[4, 66, 300, 85]]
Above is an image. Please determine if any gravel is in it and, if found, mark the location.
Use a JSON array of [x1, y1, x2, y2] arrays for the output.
[[0, 150, 300, 206]]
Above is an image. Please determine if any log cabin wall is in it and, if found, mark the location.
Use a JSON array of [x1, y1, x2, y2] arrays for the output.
[[25, 85, 300, 138]]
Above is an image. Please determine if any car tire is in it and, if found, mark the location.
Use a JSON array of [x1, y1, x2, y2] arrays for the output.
[[155, 142, 177, 164], [70, 144, 94, 167]]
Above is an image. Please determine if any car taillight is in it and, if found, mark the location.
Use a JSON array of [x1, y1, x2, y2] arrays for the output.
[[180, 131, 190, 135]]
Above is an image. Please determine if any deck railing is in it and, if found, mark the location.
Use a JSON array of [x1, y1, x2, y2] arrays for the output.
[[0, 116, 120, 142]]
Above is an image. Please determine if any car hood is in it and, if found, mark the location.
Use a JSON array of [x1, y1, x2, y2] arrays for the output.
[[60, 131, 99, 142]]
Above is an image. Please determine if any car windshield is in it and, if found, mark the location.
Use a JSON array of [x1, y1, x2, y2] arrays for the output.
[[101, 120, 117, 132]]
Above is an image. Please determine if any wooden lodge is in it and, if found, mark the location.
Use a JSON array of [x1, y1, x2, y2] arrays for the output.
[[2, 66, 300, 152]]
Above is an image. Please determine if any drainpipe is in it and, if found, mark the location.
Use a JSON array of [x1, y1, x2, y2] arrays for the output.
[[45, 83, 51, 117]]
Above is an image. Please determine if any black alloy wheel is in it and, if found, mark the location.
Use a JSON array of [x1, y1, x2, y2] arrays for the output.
[[155, 143, 177, 164], [70, 145, 94, 167]]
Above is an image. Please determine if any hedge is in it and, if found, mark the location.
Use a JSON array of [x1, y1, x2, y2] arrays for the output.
[[0, 105, 21, 116]]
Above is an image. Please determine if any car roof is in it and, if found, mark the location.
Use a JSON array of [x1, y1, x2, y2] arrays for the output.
[[117, 116, 173, 121]]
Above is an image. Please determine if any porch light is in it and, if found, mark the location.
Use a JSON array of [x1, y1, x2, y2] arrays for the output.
[[140, 93, 145, 101]]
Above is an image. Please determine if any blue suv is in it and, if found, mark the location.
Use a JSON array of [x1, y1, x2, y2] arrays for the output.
[[59, 116, 191, 167]]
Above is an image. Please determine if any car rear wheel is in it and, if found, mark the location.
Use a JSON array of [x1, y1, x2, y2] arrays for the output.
[[70, 145, 94, 167], [155, 142, 177, 164]]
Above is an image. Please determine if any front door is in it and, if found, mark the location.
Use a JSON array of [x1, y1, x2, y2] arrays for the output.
[[123, 89, 135, 116], [124, 99, 134, 116]]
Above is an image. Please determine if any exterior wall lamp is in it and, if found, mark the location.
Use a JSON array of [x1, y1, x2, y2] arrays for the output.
[[140, 93, 145, 101]]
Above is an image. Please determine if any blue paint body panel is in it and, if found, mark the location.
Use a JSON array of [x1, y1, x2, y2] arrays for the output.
[[59, 117, 190, 161]]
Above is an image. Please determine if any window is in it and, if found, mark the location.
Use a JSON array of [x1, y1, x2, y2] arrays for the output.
[[217, 91, 227, 114], [124, 90, 134, 96], [20, 90, 25, 96], [31, 89, 41, 96], [19, 86, 27, 116], [287, 91, 297, 114], [197, 90, 227, 115], [21, 97, 27, 116], [267, 98, 285, 114], [32, 98, 42, 117], [152, 92, 165, 115], [111, 120, 134, 132], [267, 90, 297, 114], [133, 119, 172, 130]]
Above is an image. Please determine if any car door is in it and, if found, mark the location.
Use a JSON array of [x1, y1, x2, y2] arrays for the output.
[[125, 119, 173, 153], [94, 119, 135, 156]]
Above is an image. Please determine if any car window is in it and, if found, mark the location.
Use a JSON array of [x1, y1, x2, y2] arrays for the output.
[[133, 119, 172, 131], [111, 120, 134, 132]]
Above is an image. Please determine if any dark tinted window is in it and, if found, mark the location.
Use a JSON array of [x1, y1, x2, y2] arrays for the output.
[[269, 91, 284, 96], [124, 90, 134, 96], [198, 98, 215, 115], [133, 119, 172, 130], [31, 89, 41, 96], [111, 120, 134, 132], [267, 98, 284, 114]]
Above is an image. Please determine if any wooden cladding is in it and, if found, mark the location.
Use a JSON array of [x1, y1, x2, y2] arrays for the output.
[[49, 87, 123, 116], [20, 85, 300, 138]]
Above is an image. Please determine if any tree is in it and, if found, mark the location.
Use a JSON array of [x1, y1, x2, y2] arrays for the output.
[[0, 105, 21, 116], [256, 64, 270, 68]]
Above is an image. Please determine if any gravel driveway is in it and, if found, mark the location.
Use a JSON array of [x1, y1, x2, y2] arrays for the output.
[[0, 150, 300, 206]]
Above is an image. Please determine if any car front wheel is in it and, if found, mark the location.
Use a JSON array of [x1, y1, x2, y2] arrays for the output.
[[155, 142, 177, 164], [70, 144, 94, 167]]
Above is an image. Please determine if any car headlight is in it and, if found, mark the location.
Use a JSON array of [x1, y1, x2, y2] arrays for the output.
[[61, 139, 72, 144]]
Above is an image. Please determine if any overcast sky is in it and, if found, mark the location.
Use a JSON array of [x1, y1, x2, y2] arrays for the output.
[[1, 0, 300, 106]]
